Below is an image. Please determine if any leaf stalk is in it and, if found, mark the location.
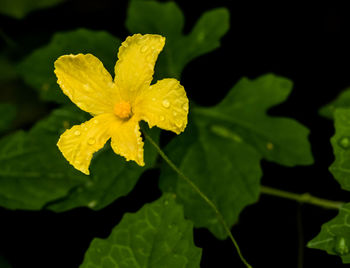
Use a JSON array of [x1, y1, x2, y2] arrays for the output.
[[143, 131, 252, 268]]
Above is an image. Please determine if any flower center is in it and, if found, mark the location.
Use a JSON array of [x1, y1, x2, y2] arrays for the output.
[[113, 101, 132, 119]]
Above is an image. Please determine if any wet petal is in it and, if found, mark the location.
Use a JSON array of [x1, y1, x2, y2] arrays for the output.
[[114, 34, 165, 101], [135, 78, 188, 134], [57, 113, 117, 175], [55, 54, 117, 115], [110, 118, 144, 166]]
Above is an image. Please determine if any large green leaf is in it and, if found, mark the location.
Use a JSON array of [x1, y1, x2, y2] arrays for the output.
[[18, 29, 120, 104], [126, 0, 229, 79], [0, 103, 16, 134], [319, 88, 350, 119], [0, 106, 158, 211], [80, 194, 202, 268], [0, 0, 65, 19], [0, 106, 87, 210], [160, 74, 314, 239], [329, 109, 350, 191], [308, 203, 350, 263]]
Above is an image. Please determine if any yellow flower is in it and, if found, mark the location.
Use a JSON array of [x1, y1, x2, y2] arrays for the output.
[[54, 34, 189, 175]]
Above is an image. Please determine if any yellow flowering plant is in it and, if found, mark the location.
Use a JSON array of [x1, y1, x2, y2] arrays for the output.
[[1, 0, 345, 267], [55, 34, 188, 175]]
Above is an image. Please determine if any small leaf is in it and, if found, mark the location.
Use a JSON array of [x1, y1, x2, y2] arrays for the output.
[[126, 0, 229, 79], [18, 29, 120, 104], [0, 0, 66, 19], [308, 203, 350, 263], [329, 109, 350, 191], [319, 88, 350, 119], [160, 74, 313, 239], [0, 103, 16, 133], [80, 194, 202, 268]]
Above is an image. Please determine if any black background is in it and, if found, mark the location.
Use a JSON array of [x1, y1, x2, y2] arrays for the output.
[[1, 1, 350, 267]]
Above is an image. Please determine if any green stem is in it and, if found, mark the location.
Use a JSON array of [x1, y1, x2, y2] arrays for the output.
[[143, 132, 252, 268], [260, 186, 345, 210]]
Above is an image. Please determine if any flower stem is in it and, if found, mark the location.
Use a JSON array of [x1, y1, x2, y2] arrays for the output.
[[260, 186, 345, 209], [143, 132, 252, 268]]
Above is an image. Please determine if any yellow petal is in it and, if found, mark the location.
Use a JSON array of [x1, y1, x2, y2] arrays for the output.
[[114, 34, 165, 101], [54, 54, 117, 115], [57, 113, 117, 175], [134, 78, 189, 134], [110, 118, 144, 166]]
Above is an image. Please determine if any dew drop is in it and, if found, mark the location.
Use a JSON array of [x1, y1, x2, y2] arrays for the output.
[[182, 103, 188, 112], [175, 120, 183, 128], [74, 130, 81, 136], [338, 136, 350, 149], [335, 237, 349, 255], [160, 116, 165, 121], [88, 138, 96, 145], [266, 142, 274, 150], [162, 99, 170, 108], [84, 84, 91, 91], [140, 45, 148, 53], [88, 200, 97, 208]]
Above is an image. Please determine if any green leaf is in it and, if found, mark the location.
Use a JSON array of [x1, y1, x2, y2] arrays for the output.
[[0, 105, 158, 211], [0, 106, 87, 210], [126, 0, 229, 79], [308, 203, 350, 263], [160, 74, 313, 239], [319, 88, 350, 119], [80, 194, 202, 268], [0, 103, 16, 133], [0, 0, 66, 19], [18, 29, 120, 104], [329, 109, 350, 191]]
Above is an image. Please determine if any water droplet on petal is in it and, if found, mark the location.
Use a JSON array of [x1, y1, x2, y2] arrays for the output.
[[74, 130, 81, 136], [182, 103, 188, 112], [88, 138, 96, 145], [175, 120, 183, 128], [338, 136, 350, 149], [162, 99, 170, 108], [84, 84, 91, 91], [140, 45, 148, 53]]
